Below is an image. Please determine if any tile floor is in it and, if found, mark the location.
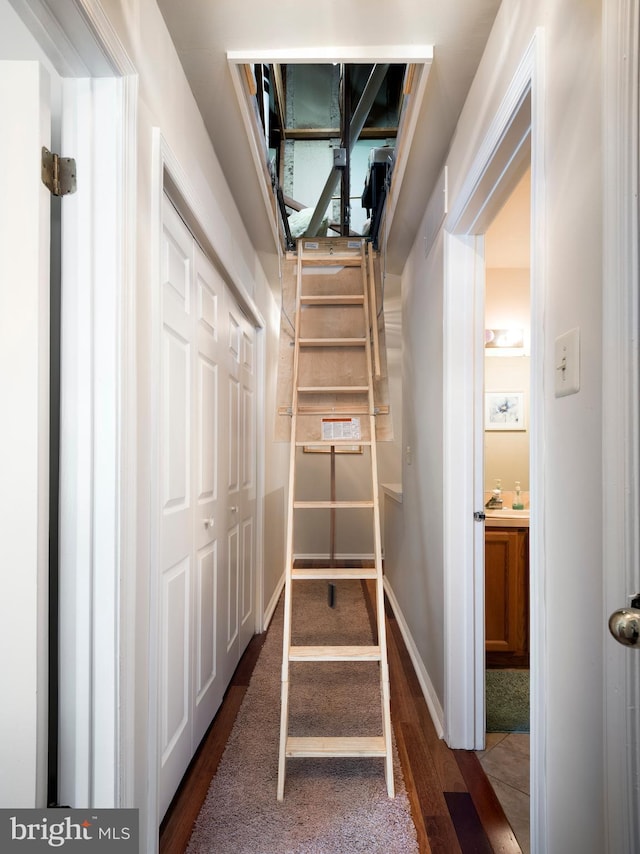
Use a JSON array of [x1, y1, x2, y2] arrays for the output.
[[476, 732, 530, 854]]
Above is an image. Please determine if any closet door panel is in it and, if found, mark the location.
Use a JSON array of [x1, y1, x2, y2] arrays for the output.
[[192, 247, 226, 745], [158, 198, 194, 817]]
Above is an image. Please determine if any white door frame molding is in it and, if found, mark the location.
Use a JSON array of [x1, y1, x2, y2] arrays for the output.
[[58, 69, 138, 810], [148, 129, 266, 839], [443, 28, 547, 849], [442, 228, 485, 748], [602, 1, 640, 850], [9, 0, 139, 809], [156, 136, 266, 331], [59, 5, 137, 810]]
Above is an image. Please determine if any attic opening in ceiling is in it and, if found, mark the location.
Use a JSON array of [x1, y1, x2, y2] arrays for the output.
[[258, 63, 404, 245], [237, 59, 424, 250]]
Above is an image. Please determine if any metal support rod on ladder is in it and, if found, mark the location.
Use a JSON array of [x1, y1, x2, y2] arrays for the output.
[[329, 444, 336, 606]]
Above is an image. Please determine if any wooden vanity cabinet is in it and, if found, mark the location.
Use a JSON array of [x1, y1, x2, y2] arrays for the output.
[[485, 527, 529, 665]]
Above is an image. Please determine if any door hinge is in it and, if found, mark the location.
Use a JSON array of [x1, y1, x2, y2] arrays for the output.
[[41, 147, 77, 196]]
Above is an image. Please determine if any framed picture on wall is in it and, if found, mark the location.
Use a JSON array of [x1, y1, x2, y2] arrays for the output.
[[485, 391, 526, 430]]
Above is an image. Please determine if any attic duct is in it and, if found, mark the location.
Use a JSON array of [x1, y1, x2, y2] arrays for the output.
[[305, 63, 390, 238]]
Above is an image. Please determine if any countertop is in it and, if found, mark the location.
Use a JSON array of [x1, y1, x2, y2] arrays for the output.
[[485, 508, 529, 528]]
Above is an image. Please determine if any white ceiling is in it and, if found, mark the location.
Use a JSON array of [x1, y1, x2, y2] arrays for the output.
[[156, 0, 501, 275]]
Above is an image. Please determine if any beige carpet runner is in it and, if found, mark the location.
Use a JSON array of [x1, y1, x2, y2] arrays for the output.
[[187, 579, 418, 853]]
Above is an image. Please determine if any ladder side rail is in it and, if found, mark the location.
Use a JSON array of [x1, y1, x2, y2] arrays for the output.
[[277, 415, 297, 801], [369, 410, 394, 797], [367, 243, 382, 378], [360, 243, 377, 421], [278, 241, 305, 801], [290, 241, 305, 416], [360, 244, 395, 797]]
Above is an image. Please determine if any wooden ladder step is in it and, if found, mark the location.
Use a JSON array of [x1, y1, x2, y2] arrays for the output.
[[291, 566, 377, 580], [297, 386, 369, 394], [289, 645, 381, 661], [293, 500, 374, 509], [300, 295, 365, 305], [294, 439, 372, 447], [299, 337, 367, 347], [285, 736, 386, 758], [300, 255, 362, 266], [292, 405, 373, 415]]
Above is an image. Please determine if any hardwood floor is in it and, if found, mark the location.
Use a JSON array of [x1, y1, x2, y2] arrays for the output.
[[160, 582, 522, 854]]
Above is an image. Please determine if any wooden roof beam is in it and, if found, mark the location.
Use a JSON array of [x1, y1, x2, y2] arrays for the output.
[[284, 126, 398, 140]]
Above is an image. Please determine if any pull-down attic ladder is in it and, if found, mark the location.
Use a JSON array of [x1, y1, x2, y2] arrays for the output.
[[277, 238, 393, 800]]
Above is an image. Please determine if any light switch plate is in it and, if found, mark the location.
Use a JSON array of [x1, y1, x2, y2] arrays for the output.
[[555, 327, 580, 397]]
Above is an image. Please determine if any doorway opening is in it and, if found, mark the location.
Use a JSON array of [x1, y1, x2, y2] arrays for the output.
[[478, 168, 531, 851]]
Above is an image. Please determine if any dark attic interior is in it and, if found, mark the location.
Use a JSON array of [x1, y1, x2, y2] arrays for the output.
[[251, 63, 407, 248]]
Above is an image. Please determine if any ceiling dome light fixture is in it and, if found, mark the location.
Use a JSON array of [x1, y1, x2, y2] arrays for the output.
[[485, 328, 524, 349]]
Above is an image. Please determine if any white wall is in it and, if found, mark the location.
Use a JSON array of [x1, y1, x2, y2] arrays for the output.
[[376, 273, 403, 489], [376, 272, 403, 556], [262, 294, 289, 616], [386, 225, 445, 700], [390, 1, 605, 851]]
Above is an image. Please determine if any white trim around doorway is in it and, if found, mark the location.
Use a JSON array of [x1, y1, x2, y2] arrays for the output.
[[602, 1, 640, 851], [443, 27, 547, 852]]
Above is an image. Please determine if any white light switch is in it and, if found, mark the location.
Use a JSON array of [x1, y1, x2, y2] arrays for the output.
[[554, 327, 580, 397]]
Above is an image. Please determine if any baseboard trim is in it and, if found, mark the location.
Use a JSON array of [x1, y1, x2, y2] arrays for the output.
[[383, 578, 445, 738], [263, 573, 285, 631]]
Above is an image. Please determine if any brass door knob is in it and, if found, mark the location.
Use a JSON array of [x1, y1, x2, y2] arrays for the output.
[[608, 606, 640, 647]]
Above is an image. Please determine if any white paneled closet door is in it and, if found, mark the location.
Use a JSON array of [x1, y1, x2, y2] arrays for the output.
[[158, 196, 256, 818], [159, 198, 195, 817], [192, 243, 227, 749], [224, 299, 257, 685], [158, 197, 256, 815]]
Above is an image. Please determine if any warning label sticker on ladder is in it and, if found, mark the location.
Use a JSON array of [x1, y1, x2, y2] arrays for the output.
[[321, 417, 361, 441]]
